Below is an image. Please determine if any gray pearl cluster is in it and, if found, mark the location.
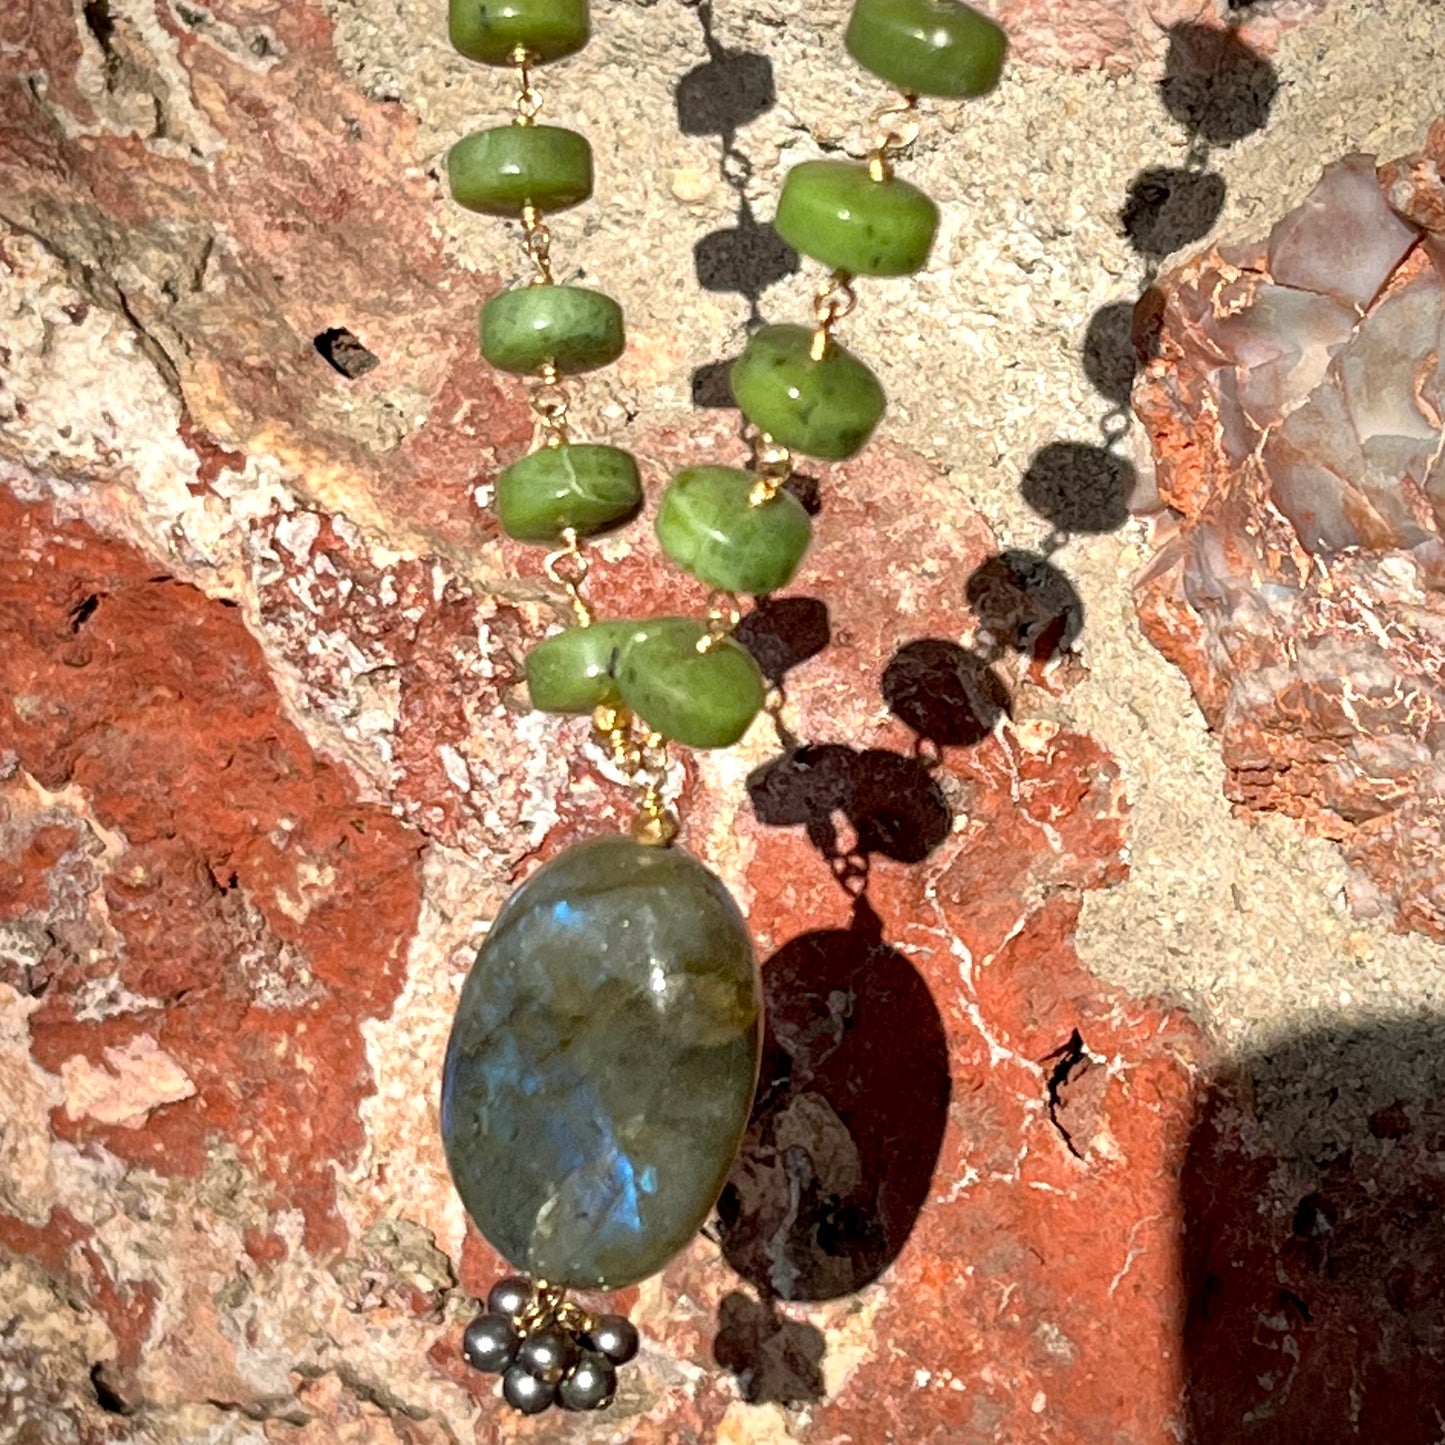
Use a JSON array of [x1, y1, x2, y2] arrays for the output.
[[461, 1275, 640, 1415]]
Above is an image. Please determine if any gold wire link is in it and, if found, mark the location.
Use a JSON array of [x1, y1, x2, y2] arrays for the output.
[[697, 589, 742, 652], [511, 47, 542, 126], [749, 431, 793, 507], [865, 92, 921, 182], [515, 1280, 598, 1338], [592, 705, 678, 846], [529, 359, 570, 446], [811, 268, 857, 360], [520, 202, 555, 286], [543, 526, 592, 628]]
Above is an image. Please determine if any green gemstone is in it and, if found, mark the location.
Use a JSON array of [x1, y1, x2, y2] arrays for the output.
[[480, 285, 625, 375], [844, 0, 1007, 98], [655, 466, 811, 595], [497, 444, 641, 543], [448, 0, 589, 65], [730, 324, 886, 462], [614, 618, 765, 749], [441, 835, 760, 1289], [774, 161, 938, 277], [448, 126, 593, 217], [525, 619, 640, 713]]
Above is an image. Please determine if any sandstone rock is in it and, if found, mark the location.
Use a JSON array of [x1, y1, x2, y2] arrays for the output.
[[1136, 120, 1445, 940]]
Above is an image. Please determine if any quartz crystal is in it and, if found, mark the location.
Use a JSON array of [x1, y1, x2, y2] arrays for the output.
[[441, 836, 761, 1289]]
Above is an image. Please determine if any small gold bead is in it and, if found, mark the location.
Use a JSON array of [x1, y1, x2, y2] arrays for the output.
[[592, 702, 631, 733], [631, 810, 678, 847]]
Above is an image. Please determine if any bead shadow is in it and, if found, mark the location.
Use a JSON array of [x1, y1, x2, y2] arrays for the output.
[[713, 1291, 826, 1405], [679, 1, 799, 407], [881, 638, 1009, 750], [965, 549, 1085, 664], [717, 898, 951, 1304], [1160, 22, 1280, 147], [1019, 440, 1136, 535], [1120, 165, 1227, 260], [1185, 1019, 1445, 1442]]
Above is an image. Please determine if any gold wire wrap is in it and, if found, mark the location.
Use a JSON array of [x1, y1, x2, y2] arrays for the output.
[[592, 704, 678, 846], [543, 527, 592, 628], [697, 589, 742, 653], [517, 1280, 598, 1338], [810, 268, 857, 360], [749, 430, 793, 507], [865, 92, 920, 182]]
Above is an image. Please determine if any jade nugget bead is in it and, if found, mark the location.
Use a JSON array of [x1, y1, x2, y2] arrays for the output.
[[481, 286, 624, 375], [615, 619, 766, 749], [656, 466, 811, 595], [448, 0, 589, 65], [524, 619, 639, 713], [441, 835, 761, 1289], [775, 161, 938, 277], [730, 324, 885, 462], [448, 126, 593, 217], [845, 0, 1007, 98], [497, 444, 641, 543]]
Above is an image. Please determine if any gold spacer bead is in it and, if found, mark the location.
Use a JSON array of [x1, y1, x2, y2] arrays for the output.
[[631, 809, 678, 848]]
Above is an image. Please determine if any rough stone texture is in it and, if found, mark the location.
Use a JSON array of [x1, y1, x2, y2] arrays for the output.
[[1135, 124, 1445, 941], [2, 0, 1444, 1440]]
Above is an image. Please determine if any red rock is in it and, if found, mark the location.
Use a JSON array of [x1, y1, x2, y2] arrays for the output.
[[1135, 126, 1445, 939], [0, 487, 423, 1259]]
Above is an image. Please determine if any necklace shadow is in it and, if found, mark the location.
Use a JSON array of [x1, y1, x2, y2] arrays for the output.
[[711, 594, 1012, 1405]]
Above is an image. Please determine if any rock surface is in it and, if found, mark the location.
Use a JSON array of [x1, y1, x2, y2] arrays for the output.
[[1136, 121, 1445, 940], [1, 0, 1442, 1440]]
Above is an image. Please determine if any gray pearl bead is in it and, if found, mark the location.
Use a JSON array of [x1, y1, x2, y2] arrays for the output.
[[486, 1276, 533, 1319], [461, 1312, 518, 1373], [517, 1326, 576, 1385], [585, 1313, 639, 1365], [559, 1352, 617, 1411], [502, 1364, 554, 1415]]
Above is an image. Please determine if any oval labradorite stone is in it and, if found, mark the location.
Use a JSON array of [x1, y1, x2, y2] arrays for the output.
[[655, 465, 812, 595], [844, 0, 1007, 99], [497, 443, 642, 542], [440, 835, 761, 1290], [448, 0, 590, 66], [480, 285, 625, 375], [730, 323, 886, 461], [775, 161, 939, 277], [448, 126, 593, 217]]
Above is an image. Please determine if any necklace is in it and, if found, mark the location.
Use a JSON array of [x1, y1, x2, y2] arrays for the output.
[[432, 0, 1007, 1414]]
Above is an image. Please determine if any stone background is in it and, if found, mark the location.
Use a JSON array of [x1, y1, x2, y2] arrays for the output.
[[2, 0, 1444, 1440]]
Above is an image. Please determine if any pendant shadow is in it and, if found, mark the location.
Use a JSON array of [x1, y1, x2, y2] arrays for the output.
[[717, 898, 952, 1305]]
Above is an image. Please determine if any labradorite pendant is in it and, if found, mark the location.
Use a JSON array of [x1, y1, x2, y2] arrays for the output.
[[441, 834, 761, 1291]]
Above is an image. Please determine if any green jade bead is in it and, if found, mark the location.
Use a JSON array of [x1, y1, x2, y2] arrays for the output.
[[525, 619, 641, 713], [481, 285, 625, 375], [845, 0, 1006, 98], [448, 126, 593, 217], [730, 324, 886, 462], [440, 835, 760, 1289], [656, 465, 811, 595], [448, 0, 589, 65], [774, 161, 938, 277], [614, 618, 765, 749], [497, 444, 641, 542]]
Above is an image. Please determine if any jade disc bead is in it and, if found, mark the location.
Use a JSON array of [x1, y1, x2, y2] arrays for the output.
[[525, 619, 640, 713], [844, 0, 1007, 98], [448, 126, 593, 217], [481, 286, 625, 375], [615, 618, 765, 749], [441, 835, 760, 1289], [730, 324, 885, 461], [448, 0, 589, 65], [775, 161, 938, 277], [656, 466, 812, 595], [497, 444, 641, 543]]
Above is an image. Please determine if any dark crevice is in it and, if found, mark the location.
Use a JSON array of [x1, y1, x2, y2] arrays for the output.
[[314, 327, 380, 379], [1043, 1029, 1090, 1161], [90, 1362, 134, 1416], [68, 592, 103, 632]]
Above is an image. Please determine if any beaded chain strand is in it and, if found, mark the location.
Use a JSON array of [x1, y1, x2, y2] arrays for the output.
[[434, 0, 1007, 1416]]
